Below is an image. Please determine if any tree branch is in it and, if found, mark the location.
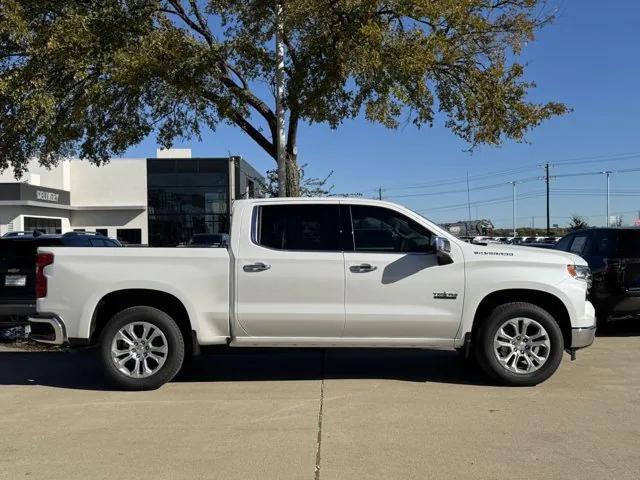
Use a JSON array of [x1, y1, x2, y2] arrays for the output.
[[200, 91, 276, 160]]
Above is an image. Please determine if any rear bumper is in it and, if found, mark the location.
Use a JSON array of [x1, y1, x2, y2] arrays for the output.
[[27, 314, 67, 345], [0, 303, 36, 317]]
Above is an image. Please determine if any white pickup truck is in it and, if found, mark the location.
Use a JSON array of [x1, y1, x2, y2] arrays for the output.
[[28, 198, 596, 389]]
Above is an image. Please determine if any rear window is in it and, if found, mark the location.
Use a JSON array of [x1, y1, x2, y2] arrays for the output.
[[255, 204, 340, 251]]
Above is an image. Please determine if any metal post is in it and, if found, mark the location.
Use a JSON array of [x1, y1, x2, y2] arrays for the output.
[[466, 172, 472, 222], [275, 1, 287, 197], [545, 163, 550, 235], [378, 187, 383, 200], [510, 181, 517, 237], [604, 171, 611, 226]]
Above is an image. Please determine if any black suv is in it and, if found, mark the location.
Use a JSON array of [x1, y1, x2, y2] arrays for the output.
[[0, 231, 120, 323], [555, 228, 640, 326]]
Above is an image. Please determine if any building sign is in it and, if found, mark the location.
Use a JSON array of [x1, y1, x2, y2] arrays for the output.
[[36, 190, 60, 203], [0, 183, 70, 206]]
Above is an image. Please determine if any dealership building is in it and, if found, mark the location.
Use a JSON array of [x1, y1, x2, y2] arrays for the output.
[[0, 149, 263, 246]]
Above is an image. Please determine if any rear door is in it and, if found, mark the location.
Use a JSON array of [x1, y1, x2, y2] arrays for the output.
[[616, 230, 640, 292], [342, 204, 465, 340], [235, 202, 346, 338]]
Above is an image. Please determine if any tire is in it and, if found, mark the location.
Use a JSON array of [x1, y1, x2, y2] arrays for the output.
[[99, 306, 185, 391], [475, 302, 564, 387]]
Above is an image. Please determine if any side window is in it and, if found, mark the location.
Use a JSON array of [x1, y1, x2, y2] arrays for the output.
[[569, 235, 588, 255], [555, 235, 572, 251], [89, 238, 107, 247], [65, 236, 90, 247], [350, 205, 433, 253], [255, 204, 340, 251]]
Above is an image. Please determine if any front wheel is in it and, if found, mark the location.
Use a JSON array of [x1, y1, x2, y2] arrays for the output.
[[99, 306, 185, 390], [475, 302, 564, 386]]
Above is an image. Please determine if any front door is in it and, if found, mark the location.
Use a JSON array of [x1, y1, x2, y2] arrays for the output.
[[235, 202, 346, 338], [342, 204, 464, 339]]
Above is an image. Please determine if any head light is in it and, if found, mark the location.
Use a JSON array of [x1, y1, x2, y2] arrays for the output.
[[567, 264, 592, 290]]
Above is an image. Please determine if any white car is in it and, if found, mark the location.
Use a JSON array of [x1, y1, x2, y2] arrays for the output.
[[28, 198, 595, 390]]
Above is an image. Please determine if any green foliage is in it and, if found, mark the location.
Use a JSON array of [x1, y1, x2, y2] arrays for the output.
[[568, 214, 589, 231], [1, 0, 568, 181]]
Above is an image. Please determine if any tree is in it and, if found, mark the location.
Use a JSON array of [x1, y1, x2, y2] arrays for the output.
[[1, 0, 567, 196], [259, 163, 334, 197], [568, 214, 589, 231]]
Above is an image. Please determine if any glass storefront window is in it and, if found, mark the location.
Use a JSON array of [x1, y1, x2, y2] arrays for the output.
[[24, 217, 62, 234], [146, 159, 231, 247]]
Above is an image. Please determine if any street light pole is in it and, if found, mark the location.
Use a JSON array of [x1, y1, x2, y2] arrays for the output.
[[510, 181, 517, 237], [545, 163, 550, 235], [603, 171, 612, 226]]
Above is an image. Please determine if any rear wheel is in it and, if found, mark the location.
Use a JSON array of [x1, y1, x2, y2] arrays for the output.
[[475, 302, 564, 386], [99, 306, 184, 390]]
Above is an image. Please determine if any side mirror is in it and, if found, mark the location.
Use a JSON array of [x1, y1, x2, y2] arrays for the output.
[[432, 236, 453, 265]]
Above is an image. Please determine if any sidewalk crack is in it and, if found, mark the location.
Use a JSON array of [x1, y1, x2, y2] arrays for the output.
[[314, 350, 326, 480]]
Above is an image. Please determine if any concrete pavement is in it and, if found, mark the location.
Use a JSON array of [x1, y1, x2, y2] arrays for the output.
[[1, 326, 639, 479]]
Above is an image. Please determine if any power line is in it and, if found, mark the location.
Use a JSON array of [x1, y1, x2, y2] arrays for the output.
[[364, 150, 640, 193]]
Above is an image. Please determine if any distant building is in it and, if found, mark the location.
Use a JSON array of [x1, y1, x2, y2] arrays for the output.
[[439, 219, 494, 238], [0, 149, 263, 246]]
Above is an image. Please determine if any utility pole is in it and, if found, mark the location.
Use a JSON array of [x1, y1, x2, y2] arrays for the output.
[[545, 163, 550, 235], [603, 171, 612, 226], [275, 1, 287, 197], [510, 181, 517, 237], [466, 172, 472, 222]]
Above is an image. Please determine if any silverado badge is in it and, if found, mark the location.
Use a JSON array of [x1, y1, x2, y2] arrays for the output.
[[433, 291, 458, 300]]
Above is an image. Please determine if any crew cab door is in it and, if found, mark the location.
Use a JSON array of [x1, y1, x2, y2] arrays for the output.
[[342, 204, 464, 339], [234, 202, 346, 338]]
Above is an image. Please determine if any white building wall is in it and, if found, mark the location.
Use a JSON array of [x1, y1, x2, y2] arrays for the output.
[[69, 159, 148, 243], [70, 159, 146, 207], [0, 159, 70, 190], [0, 205, 71, 235], [70, 210, 148, 244]]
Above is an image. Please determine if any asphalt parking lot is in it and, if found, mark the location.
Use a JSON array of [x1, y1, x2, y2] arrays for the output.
[[1, 324, 639, 480]]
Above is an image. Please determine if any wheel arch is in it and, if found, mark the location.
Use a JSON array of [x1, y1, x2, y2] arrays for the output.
[[90, 289, 198, 355], [470, 289, 572, 348]]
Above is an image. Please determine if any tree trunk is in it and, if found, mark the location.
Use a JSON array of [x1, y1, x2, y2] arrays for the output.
[[285, 111, 301, 197], [285, 152, 300, 196]]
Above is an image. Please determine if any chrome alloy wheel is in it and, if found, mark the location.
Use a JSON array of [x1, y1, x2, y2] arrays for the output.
[[493, 317, 551, 374], [110, 322, 168, 378]]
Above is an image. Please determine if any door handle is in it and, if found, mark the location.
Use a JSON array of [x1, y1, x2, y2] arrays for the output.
[[243, 262, 271, 272], [350, 263, 377, 273]]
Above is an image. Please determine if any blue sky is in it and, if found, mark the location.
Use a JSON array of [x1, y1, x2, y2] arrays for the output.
[[125, 1, 640, 229]]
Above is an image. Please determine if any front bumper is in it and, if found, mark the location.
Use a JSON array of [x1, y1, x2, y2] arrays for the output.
[[27, 314, 67, 345], [571, 301, 596, 349], [571, 326, 596, 349]]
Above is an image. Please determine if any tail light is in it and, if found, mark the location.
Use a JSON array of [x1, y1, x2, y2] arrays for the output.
[[36, 253, 54, 298]]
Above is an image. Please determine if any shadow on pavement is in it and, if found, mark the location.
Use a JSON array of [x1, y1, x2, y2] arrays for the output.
[[0, 347, 489, 391]]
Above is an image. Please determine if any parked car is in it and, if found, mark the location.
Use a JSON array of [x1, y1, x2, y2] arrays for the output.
[[555, 228, 640, 326], [27, 198, 594, 390], [0, 232, 120, 324]]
